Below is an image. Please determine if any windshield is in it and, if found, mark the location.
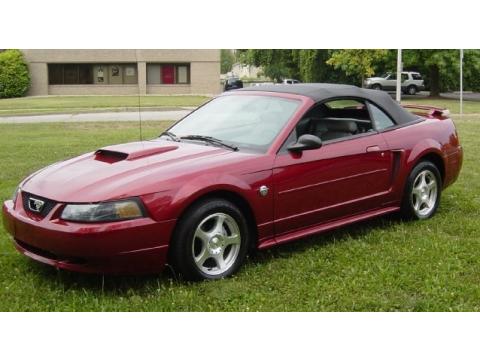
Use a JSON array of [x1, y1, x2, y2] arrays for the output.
[[168, 95, 301, 152]]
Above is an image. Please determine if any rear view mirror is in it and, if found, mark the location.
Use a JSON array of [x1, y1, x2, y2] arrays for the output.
[[287, 134, 322, 152]]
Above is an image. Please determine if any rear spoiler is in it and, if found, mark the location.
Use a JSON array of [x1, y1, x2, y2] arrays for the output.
[[402, 104, 451, 118]]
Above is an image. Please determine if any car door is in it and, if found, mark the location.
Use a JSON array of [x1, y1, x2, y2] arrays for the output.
[[272, 100, 393, 236], [384, 73, 397, 90], [401, 73, 410, 88]]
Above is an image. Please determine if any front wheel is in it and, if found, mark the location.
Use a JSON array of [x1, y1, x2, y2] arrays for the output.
[[169, 198, 251, 281], [401, 161, 442, 220]]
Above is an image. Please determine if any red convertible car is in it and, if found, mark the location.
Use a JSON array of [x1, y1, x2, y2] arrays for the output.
[[2, 84, 463, 280]]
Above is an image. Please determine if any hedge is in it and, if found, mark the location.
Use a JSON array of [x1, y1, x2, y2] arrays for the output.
[[0, 50, 30, 98]]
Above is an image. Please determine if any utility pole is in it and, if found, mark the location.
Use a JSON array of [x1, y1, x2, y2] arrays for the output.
[[396, 49, 402, 103], [460, 49, 464, 116]]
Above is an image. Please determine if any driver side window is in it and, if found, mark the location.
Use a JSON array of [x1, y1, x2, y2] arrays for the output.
[[294, 98, 374, 143]]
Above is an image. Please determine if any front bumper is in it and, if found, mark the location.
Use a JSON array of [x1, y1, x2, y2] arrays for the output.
[[2, 199, 176, 274]]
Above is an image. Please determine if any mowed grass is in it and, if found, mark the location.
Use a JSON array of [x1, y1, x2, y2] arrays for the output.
[[0, 95, 210, 116], [0, 116, 479, 311]]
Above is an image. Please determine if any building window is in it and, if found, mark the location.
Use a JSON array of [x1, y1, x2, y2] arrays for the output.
[[147, 63, 190, 85], [48, 64, 137, 85]]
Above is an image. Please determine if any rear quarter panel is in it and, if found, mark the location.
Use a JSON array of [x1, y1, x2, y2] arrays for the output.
[[381, 116, 462, 205]]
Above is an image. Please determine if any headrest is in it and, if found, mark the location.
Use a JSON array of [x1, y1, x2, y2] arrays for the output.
[[324, 119, 358, 133]]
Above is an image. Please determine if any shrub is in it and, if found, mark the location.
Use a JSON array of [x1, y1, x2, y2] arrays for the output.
[[0, 50, 30, 98]]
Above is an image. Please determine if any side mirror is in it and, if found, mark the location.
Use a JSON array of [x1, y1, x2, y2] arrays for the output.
[[287, 134, 322, 152]]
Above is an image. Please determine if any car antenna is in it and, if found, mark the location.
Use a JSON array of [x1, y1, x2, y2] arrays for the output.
[[135, 49, 143, 142]]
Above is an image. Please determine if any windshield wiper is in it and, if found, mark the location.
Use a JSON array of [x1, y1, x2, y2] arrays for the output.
[[159, 131, 181, 142], [180, 135, 239, 151]]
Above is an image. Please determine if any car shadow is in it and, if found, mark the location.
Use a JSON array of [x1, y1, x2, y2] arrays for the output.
[[24, 213, 404, 295]]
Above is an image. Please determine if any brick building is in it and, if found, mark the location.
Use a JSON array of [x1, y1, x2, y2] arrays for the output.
[[21, 49, 221, 96]]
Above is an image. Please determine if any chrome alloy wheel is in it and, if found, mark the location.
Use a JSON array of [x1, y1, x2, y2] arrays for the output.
[[411, 169, 438, 218], [192, 212, 241, 276]]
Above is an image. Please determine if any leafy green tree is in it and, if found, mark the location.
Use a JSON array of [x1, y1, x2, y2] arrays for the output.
[[463, 50, 480, 92], [0, 49, 30, 98], [220, 49, 235, 74], [295, 49, 331, 82], [238, 49, 344, 83], [371, 49, 480, 95], [402, 50, 457, 96], [403, 49, 480, 95], [237, 49, 480, 95], [326, 49, 388, 86], [237, 49, 298, 82]]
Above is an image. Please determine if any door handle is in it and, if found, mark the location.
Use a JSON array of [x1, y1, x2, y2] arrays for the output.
[[366, 145, 381, 153]]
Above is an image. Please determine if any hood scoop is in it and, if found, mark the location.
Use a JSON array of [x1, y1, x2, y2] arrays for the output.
[[94, 149, 129, 163], [94, 142, 178, 163]]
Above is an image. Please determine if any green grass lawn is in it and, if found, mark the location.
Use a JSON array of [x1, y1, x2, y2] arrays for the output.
[[0, 95, 210, 116], [0, 116, 478, 311]]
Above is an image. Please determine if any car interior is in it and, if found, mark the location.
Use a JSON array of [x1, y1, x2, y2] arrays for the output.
[[295, 99, 375, 142]]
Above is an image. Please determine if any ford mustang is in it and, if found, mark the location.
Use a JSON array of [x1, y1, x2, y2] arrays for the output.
[[2, 84, 463, 280]]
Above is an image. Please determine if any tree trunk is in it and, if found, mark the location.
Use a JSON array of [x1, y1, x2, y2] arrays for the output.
[[429, 65, 440, 97]]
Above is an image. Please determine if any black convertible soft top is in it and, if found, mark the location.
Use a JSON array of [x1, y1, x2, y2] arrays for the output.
[[237, 83, 417, 125]]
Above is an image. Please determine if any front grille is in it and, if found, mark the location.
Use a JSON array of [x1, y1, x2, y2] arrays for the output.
[[16, 239, 86, 264], [22, 191, 57, 218], [16, 239, 60, 260]]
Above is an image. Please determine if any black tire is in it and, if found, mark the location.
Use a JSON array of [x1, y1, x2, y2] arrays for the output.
[[372, 84, 382, 91], [407, 85, 417, 95], [169, 198, 251, 281], [400, 161, 442, 220]]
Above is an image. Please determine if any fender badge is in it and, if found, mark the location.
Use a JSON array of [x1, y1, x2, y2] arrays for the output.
[[259, 185, 269, 197]]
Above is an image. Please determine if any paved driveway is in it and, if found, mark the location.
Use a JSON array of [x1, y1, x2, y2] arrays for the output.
[[0, 109, 191, 124]]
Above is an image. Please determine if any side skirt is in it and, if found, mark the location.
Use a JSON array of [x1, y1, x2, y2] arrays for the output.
[[258, 206, 400, 250]]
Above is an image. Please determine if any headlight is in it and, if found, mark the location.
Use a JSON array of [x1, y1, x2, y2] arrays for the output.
[[61, 198, 145, 222]]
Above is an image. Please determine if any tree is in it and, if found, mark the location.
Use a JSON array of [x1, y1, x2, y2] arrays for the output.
[[220, 49, 235, 74], [402, 50, 457, 96], [463, 49, 480, 92], [295, 49, 332, 82], [326, 49, 388, 86], [237, 49, 299, 82], [403, 49, 480, 96], [237, 49, 347, 83], [237, 49, 480, 95], [0, 49, 30, 98]]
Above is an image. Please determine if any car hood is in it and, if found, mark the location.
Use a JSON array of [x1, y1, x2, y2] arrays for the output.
[[366, 77, 385, 82], [21, 139, 257, 202]]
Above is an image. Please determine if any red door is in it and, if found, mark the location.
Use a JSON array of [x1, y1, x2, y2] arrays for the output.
[[273, 133, 393, 236], [161, 65, 175, 84]]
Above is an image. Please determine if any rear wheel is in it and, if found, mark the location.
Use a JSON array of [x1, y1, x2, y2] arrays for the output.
[[407, 85, 417, 95], [401, 161, 442, 220], [169, 198, 251, 281]]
